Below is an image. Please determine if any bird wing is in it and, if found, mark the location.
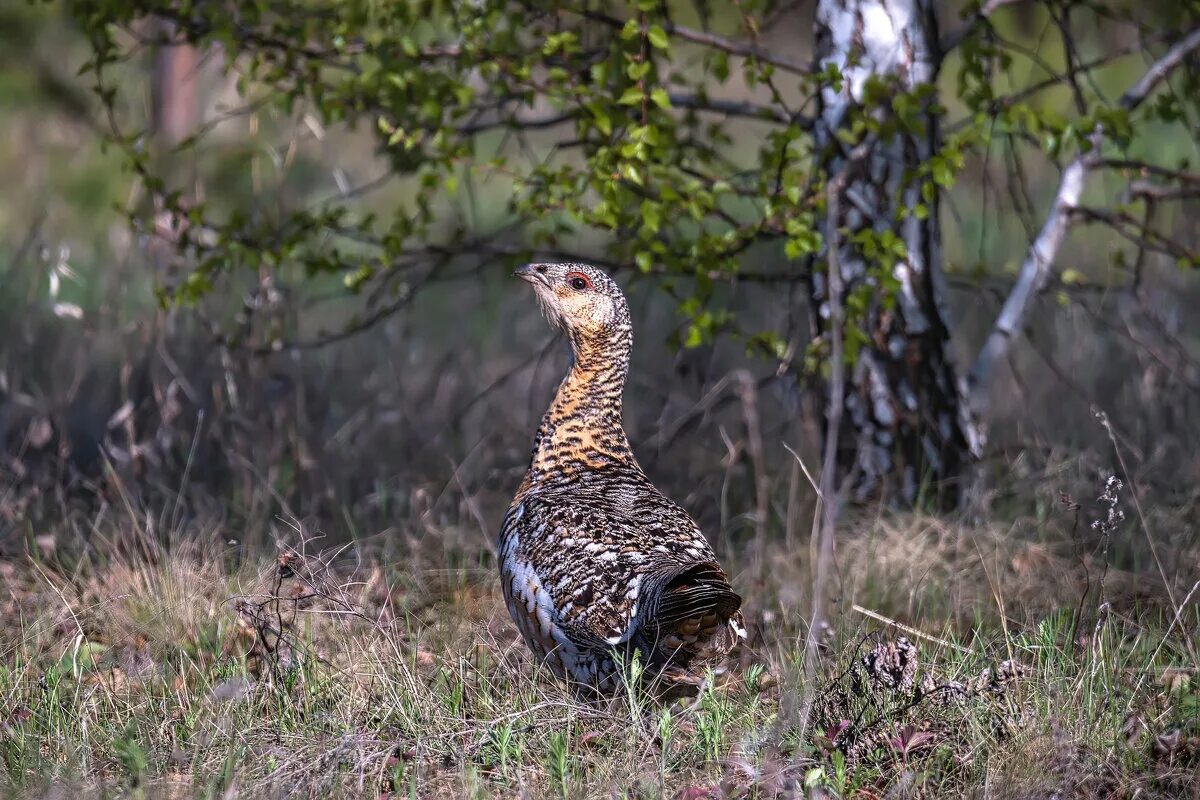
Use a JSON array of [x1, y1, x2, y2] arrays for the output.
[[504, 495, 642, 648], [511, 485, 741, 671]]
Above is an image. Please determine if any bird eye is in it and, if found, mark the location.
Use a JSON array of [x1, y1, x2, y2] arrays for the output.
[[567, 272, 592, 291]]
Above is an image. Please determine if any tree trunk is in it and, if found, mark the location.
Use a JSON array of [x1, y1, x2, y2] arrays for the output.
[[151, 19, 199, 146], [810, 0, 981, 506]]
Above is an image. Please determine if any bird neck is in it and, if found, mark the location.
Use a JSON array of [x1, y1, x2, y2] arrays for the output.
[[525, 324, 636, 484]]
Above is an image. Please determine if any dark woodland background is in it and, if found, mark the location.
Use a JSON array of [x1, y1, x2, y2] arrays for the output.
[[1, 0, 1198, 555]]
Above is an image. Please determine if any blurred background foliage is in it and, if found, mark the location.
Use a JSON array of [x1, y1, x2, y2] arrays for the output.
[[1, 0, 1198, 554]]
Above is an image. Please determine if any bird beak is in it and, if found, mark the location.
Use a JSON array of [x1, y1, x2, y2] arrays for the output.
[[514, 263, 551, 288]]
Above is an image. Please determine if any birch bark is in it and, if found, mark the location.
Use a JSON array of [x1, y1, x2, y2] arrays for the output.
[[812, 0, 981, 505]]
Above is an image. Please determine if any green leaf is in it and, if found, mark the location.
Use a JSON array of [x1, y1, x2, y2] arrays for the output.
[[711, 51, 730, 82], [590, 104, 613, 136], [344, 265, 374, 292], [640, 200, 661, 232], [626, 59, 651, 81], [618, 87, 644, 106], [647, 24, 669, 50]]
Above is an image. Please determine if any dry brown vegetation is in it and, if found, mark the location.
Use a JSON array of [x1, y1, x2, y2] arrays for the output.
[[2, 456, 1198, 798]]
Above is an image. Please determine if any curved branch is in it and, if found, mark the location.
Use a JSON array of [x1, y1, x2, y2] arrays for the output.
[[966, 26, 1200, 413], [965, 151, 1089, 409], [1119, 29, 1200, 110]]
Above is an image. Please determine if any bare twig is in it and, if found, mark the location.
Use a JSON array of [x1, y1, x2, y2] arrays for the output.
[[850, 604, 968, 653], [796, 141, 871, 739], [939, 0, 1027, 55], [571, 8, 810, 74]]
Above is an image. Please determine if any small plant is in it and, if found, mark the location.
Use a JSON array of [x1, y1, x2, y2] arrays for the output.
[[695, 680, 729, 764], [483, 721, 521, 778], [113, 722, 148, 787], [545, 730, 571, 797]]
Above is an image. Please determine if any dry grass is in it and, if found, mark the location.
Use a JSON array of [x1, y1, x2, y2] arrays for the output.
[[1, 481, 1197, 799]]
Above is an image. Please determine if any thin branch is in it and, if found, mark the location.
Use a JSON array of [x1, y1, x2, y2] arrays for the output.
[[1119, 29, 1200, 110], [456, 111, 574, 135], [665, 20, 810, 73], [939, 0, 1027, 55], [573, 8, 811, 74], [1070, 206, 1196, 262], [1099, 159, 1200, 185], [944, 29, 1182, 136], [669, 93, 808, 126]]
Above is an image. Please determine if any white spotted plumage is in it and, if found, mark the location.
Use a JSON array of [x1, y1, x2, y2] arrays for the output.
[[499, 263, 744, 695]]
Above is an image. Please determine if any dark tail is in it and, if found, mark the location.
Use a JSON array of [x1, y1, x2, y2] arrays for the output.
[[636, 562, 743, 684]]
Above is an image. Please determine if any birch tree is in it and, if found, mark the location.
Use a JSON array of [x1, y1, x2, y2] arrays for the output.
[[811, 0, 980, 504]]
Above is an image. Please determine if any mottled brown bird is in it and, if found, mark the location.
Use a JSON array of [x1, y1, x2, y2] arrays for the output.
[[499, 262, 744, 695]]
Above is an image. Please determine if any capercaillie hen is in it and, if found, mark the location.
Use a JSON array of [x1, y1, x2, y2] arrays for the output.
[[499, 262, 744, 695]]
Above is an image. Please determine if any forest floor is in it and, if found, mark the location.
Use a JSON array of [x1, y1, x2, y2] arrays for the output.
[[1, 479, 1198, 799]]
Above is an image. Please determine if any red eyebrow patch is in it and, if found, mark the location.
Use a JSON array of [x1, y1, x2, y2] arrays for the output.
[[566, 271, 593, 289]]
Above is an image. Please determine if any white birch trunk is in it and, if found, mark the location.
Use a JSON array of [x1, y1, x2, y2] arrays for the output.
[[812, 0, 981, 505]]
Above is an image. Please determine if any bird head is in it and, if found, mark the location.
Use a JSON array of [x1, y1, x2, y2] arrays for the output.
[[514, 263, 630, 338]]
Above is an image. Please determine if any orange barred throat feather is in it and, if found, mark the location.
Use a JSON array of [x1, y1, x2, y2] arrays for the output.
[[499, 262, 744, 695]]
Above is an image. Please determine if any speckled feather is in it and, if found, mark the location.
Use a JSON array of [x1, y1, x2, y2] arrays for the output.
[[500, 263, 744, 694]]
